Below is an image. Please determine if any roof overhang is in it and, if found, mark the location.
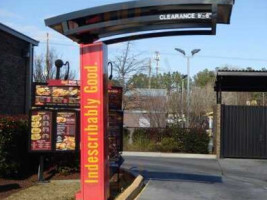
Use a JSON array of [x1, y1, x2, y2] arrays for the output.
[[215, 70, 267, 92], [0, 23, 39, 46], [45, 0, 235, 44]]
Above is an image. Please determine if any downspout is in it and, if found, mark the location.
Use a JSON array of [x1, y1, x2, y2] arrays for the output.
[[25, 43, 33, 114]]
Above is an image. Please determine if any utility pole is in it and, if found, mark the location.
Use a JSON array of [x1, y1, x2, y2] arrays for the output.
[[45, 33, 50, 80], [148, 59, 152, 89], [154, 51, 160, 77]]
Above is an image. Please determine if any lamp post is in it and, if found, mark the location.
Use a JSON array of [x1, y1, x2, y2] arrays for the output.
[[181, 74, 187, 128], [175, 48, 201, 127]]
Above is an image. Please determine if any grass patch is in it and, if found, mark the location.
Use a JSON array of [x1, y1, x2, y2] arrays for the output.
[[4, 181, 80, 200]]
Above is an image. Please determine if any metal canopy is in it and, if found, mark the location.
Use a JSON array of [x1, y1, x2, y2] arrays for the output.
[[214, 70, 267, 104], [45, 0, 235, 44], [215, 70, 267, 92]]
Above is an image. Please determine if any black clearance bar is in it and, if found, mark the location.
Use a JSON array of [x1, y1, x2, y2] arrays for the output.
[[45, 0, 235, 44]]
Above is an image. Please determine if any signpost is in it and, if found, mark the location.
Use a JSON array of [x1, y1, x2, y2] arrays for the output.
[[30, 78, 80, 182], [44, 1, 235, 199], [76, 43, 109, 200]]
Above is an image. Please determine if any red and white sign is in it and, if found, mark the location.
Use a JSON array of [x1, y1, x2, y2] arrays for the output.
[[76, 42, 109, 200]]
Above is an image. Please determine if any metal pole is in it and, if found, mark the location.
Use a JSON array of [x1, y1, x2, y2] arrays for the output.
[[148, 59, 152, 89], [181, 80, 184, 117], [181, 79, 184, 128], [38, 155, 44, 182], [186, 57, 190, 128]]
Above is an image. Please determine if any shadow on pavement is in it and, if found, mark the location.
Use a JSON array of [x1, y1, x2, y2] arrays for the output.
[[130, 169, 222, 184], [0, 184, 21, 193]]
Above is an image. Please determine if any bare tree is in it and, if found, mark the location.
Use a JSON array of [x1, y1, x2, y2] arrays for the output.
[[190, 83, 216, 118], [112, 42, 147, 92], [139, 90, 167, 128], [33, 49, 76, 82]]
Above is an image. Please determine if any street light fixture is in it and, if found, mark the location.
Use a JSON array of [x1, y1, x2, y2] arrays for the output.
[[175, 48, 186, 56], [175, 48, 201, 127], [191, 49, 201, 56]]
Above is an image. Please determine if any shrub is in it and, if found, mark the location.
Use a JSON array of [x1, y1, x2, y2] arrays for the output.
[[0, 115, 37, 178], [51, 153, 80, 175], [132, 129, 150, 151], [127, 126, 210, 154], [160, 137, 178, 152], [184, 128, 209, 154]]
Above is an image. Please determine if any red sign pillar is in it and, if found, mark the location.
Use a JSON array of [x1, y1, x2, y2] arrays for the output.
[[76, 42, 109, 200]]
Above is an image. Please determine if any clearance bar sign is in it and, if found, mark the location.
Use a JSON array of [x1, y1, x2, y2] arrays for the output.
[[77, 43, 109, 200]]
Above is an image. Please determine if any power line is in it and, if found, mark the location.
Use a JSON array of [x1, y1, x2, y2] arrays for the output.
[[197, 55, 267, 62], [38, 42, 267, 62], [39, 41, 78, 47]]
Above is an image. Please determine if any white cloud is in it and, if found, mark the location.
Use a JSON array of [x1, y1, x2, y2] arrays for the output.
[[2, 21, 78, 47], [0, 8, 23, 20]]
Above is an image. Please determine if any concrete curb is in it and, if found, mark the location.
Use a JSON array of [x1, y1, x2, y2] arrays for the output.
[[50, 179, 80, 183], [122, 151, 216, 159], [115, 175, 144, 200]]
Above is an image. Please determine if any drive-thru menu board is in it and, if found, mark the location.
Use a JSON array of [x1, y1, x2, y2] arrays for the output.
[[33, 84, 80, 107], [56, 112, 76, 151], [30, 110, 52, 151], [108, 86, 123, 160], [108, 111, 123, 154], [30, 80, 80, 153], [108, 87, 122, 110]]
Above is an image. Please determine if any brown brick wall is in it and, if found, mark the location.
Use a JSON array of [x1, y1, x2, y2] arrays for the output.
[[213, 104, 221, 158], [0, 30, 29, 114]]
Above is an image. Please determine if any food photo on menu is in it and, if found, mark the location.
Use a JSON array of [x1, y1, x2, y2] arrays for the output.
[[56, 112, 76, 151], [30, 111, 52, 151], [34, 84, 80, 106]]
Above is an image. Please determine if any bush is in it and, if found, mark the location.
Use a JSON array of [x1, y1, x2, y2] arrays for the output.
[[160, 137, 178, 152], [51, 153, 80, 176], [184, 128, 210, 154], [132, 129, 151, 151], [126, 126, 210, 154], [0, 115, 37, 178]]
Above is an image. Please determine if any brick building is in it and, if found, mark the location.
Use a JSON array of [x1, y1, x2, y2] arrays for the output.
[[0, 23, 39, 115]]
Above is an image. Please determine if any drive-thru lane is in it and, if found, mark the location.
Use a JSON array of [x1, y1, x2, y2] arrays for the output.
[[122, 154, 267, 200]]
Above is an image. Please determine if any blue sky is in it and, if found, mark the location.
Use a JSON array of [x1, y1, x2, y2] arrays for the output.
[[0, 0, 267, 78]]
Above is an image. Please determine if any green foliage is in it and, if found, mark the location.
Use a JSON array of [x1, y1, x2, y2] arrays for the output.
[[193, 69, 215, 87], [183, 128, 210, 154], [0, 115, 36, 178], [160, 137, 179, 152], [124, 126, 209, 154], [128, 73, 149, 88], [128, 72, 183, 92], [132, 129, 151, 151], [52, 153, 80, 176]]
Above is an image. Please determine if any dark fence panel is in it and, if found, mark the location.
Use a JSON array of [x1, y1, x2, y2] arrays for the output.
[[222, 105, 267, 159]]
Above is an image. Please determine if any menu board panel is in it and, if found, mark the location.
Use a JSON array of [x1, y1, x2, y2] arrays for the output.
[[56, 112, 76, 151], [34, 84, 80, 107], [30, 110, 52, 151], [108, 111, 123, 155], [48, 79, 80, 86], [108, 87, 123, 110]]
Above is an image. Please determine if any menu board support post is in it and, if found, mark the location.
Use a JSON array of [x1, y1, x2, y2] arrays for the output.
[[38, 155, 45, 182], [76, 42, 109, 200]]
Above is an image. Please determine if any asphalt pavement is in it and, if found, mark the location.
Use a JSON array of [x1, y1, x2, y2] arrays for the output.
[[122, 154, 267, 200]]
